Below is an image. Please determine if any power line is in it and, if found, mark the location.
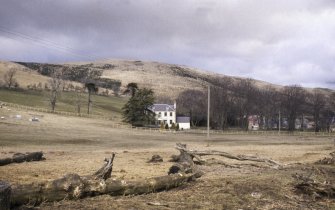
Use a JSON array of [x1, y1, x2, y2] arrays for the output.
[[0, 25, 97, 60]]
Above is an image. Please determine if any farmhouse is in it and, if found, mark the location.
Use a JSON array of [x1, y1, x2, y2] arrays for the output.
[[150, 102, 190, 129]]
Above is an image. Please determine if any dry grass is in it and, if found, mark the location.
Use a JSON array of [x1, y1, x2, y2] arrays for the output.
[[0, 106, 335, 209]]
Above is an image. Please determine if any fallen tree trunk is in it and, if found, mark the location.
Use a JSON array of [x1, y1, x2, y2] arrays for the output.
[[9, 151, 202, 207], [11, 172, 199, 207], [0, 152, 45, 166], [171, 143, 281, 168]]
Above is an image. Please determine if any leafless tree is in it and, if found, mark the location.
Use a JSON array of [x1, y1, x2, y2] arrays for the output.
[[307, 89, 326, 132], [3, 68, 18, 88], [176, 90, 206, 127], [254, 86, 281, 129], [85, 82, 98, 114], [74, 87, 85, 115], [48, 71, 63, 112], [281, 85, 307, 131], [232, 78, 258, 130], [210, 77, 234, 130]]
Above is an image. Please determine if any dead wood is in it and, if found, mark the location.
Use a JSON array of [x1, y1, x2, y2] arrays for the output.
[[92, 153, 115, 180], [171, 143, 281, 168], [9, 151, 202, 207], [0, 152, 45, 166], [0, 181, 11, 210], [293, 173, 335, 199], [147, 155, 163, 163], [315, 152, 335, 165]]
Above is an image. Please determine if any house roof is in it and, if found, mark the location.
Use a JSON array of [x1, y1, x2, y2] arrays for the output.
[[150, 104, 175, 112], [177, 116, 190, 123]]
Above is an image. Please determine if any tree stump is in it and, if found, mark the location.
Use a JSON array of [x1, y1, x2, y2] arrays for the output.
[[0, 181, 11, 210], [147, 155, 163, 163]]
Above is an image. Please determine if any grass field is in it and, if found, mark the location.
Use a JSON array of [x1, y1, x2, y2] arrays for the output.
[[0, 105, 335, 209], [0, 88, 127, 120]]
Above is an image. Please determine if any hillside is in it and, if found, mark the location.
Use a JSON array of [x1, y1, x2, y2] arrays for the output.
[[1, 59, 334, 100]]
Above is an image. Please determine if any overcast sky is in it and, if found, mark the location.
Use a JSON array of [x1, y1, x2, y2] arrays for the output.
[[1, 0, 335, 88]]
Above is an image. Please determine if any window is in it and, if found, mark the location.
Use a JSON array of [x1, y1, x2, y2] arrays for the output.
[[170, 112, 173, 116], [170, 120, 173, 124], [164, 112, 167, 116]]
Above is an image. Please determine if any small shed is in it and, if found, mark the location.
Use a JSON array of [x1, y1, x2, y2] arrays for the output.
[[177, 116, 191, 130]]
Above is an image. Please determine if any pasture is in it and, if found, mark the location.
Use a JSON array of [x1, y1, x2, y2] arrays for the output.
[[0, 107, 334, 209]]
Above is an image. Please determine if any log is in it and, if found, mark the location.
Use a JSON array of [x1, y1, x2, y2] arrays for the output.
[[0, 152, 45, 166], [171, 143, 282, 170], [173, 143, 281, 168], [0, 181, 11, 210], [10, 171, 199, 207], [9, 153, 202, 207]]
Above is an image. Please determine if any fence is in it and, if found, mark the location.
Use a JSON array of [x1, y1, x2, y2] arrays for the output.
[[2, 100, 335, 137], [0, 101, 119, 121], [122, 126, 335, 137]]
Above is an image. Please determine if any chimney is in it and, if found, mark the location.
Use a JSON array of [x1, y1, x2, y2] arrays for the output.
[[174, 101, 176, 109]]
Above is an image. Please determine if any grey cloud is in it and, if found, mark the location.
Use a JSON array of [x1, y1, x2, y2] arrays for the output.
[[0, 0, 335, 88]]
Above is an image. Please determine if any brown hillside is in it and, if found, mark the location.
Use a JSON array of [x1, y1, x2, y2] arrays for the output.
[[1, 59, 334, 98]]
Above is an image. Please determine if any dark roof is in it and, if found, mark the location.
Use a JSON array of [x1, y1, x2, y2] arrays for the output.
[[150, 104, 175, 112], [177, 117, 190, 123]]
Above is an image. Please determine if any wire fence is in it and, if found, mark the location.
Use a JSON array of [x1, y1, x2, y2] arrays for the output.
[[1, 100, 335, 137], [122, 127, 335, 137], [0, 100, 120, 121]]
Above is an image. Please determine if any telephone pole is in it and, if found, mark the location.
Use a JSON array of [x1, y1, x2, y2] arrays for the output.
[[278, 110, 281, 135], [207, 85, 210, 139]]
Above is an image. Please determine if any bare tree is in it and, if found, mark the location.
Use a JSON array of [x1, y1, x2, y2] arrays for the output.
[[176, 90, 206, 127], [210, 77, 234, 130], [48, 71, 63, 112], [85, 82, 98, 114], [3, 68, 18, 88], [232, 78, 258, 130], [281, 85, 307, 131], [307, 89, 326, 132], [255, 86, 281, 130], [74, 86, 85, 115]]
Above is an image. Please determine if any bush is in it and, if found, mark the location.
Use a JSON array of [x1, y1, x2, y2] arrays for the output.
[[165, 124, 169, 130]]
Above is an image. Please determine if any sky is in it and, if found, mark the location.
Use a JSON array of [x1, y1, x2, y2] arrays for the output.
[[0, 0, 335, 89]]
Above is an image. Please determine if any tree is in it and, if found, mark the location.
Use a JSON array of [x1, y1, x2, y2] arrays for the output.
[[308, 89, 326, 132], [122, 88, 155, 126], [85, 82, 98, 114], [176, 90, 206, 127], [3, 68, 18, 89], [281, 85, 306, 131], [48, 71, 63, 112], [210, 77, 233, 130], [74, 86, 85, 115], [124, 82, 138, 97], [232, 78, 258, 130]]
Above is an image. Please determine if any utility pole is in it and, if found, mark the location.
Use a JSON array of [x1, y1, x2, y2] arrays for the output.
[[278, 110, 281, 135], [207, 85, 210, 139]]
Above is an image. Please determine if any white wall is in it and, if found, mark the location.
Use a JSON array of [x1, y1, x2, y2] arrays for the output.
[[155, 111, 176, 126], [178, 122, 190, 130]]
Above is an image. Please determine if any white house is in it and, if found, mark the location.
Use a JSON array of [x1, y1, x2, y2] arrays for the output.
[[150, 102, 176, 127], [150, 102, 191, 129]]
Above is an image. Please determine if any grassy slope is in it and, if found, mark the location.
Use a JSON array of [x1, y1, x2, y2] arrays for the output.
[[0, 88, 127, 119]]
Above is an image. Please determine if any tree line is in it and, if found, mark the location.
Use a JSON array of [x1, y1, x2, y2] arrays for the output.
[[0, 68, 111, 115], [177, 78, 335, 132]]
